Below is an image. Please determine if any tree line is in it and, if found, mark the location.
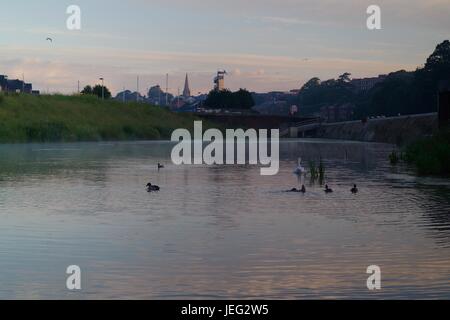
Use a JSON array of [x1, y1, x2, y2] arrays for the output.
[[204, 88, 255, 109], [81, 85, 112, 99], [297, 40, 450, 119]]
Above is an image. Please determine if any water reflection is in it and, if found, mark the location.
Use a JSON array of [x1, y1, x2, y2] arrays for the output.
[[0, 140, 449, 299]]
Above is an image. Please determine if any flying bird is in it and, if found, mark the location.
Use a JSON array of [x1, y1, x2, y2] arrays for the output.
[[46, 37, 53, 43]]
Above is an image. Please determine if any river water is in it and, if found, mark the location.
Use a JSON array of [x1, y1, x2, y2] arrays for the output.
[[0, 140, 449, 299]]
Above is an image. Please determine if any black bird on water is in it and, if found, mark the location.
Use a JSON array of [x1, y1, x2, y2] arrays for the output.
[[287, 185, 306, 193], [351, 184, 358, 194], [146, 183, 160, 192], [324, 185, 333, 193], [158, 163, 164, 170]]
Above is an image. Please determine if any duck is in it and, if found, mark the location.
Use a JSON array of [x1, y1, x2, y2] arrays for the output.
[[158, 163, 164, 170], [351, 184, 358, 194], [293, 158, 306, 175], [324, 185, 333, 193], [146, 183, 160, 192]]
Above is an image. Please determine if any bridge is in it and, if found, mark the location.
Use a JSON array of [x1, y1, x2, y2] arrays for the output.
[[279, 118, 322, 138], [196, 113, 319, 131]]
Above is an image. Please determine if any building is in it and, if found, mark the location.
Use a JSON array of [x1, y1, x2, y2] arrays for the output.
[[351, 75, 387, 92], [0, 74, 34, 94], [114, 90, 144, 103], [183, 74, 191, 98], [320, 103, 355, 123], [0, 75, 7, 92], [214, 70, 226, 91], [147, 85, 173, 106]]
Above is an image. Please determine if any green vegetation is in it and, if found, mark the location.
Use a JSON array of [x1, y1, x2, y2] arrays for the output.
[[389, 150, 400, 165], [204, 88, 255, 109], [309, 160, 318, 180], [403, 129, 450, 176], [296, 40, 450, 118], [309, 159, 326, 184], [0, 93, 202, 143], [318, 159, 325, 183], [81, 85, 112, 99]]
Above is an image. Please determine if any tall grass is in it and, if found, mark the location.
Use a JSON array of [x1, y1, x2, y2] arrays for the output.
[[389, 150, 400, 165], [318, 158, 325, 183], [404, 128, 450, 176], [309, 158, 326, 184], [0, 93, 203, 143]]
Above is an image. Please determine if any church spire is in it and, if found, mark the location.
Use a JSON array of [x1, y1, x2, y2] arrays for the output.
[[183, 73, 191, 98]]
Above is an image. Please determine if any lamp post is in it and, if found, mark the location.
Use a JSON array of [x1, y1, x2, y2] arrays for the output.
[[99, 77, 104, 100]]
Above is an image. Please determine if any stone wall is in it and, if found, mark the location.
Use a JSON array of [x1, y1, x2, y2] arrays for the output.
[[316, 113, 438, 145]]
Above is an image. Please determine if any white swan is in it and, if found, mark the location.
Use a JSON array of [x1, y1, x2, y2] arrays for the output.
[[293, 158, 306, 175]]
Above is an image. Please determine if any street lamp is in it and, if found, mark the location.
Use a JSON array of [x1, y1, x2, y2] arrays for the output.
[[99, 77, 104, 100]]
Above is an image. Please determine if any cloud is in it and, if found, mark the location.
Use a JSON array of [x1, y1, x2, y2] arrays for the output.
[[1, 0, 447, 94], [0, 44, 419, 94], [249, 16, 318, 27]]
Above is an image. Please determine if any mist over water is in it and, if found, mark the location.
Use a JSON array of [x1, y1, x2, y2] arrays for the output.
[[0, 140, 449, 299]]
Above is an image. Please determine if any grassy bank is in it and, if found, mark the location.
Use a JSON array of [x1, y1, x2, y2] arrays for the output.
[[403, 128, 450, 176], [0, 93, 202, 143]]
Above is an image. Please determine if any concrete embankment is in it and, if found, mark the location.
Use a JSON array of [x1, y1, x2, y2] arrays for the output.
[[315, 113, 438, 145]]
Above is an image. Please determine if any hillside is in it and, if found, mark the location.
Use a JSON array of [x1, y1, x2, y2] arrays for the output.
[[0, 93, 201, 143]]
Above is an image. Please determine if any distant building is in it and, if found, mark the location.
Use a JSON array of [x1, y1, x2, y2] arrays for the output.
[[0, 74, 34, 94], [351, 75, 387, 92], [183, 74, 191, 98], [320, 103, 355, 123], [214, 70, 226, 91], [147, 85, 173, 106], [114, 90, 144, 103], [170, 96, 186, 109], [0, 75, 7, 92]]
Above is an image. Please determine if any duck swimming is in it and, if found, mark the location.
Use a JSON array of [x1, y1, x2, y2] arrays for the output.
[[324, 185, 333, 193], [286, 185, 306, 193], [351, 184, 358, 194], [146, 183, 160, 192]]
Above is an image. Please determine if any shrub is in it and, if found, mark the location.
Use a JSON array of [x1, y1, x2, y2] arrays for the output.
[[404, 129, 450, 176]]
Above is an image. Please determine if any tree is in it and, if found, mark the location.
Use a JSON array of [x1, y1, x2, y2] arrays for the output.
[[204, 88, 254, 109], [424, 40, 450, 79], [81, 84, 111, 99], [300, 77, 321, 92], [297, 76, 354, 114], [234, 88, 255, 109], [204, 89, 234, 109], [338, 72, 352, 83], [81, 85, 93, 95], [411, 40, 450, 113], [297, 40, 450, 118], [92, 84, 111, 99]]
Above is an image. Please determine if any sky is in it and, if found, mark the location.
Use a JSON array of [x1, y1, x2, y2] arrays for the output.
[[0, 0, 449, 95]]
